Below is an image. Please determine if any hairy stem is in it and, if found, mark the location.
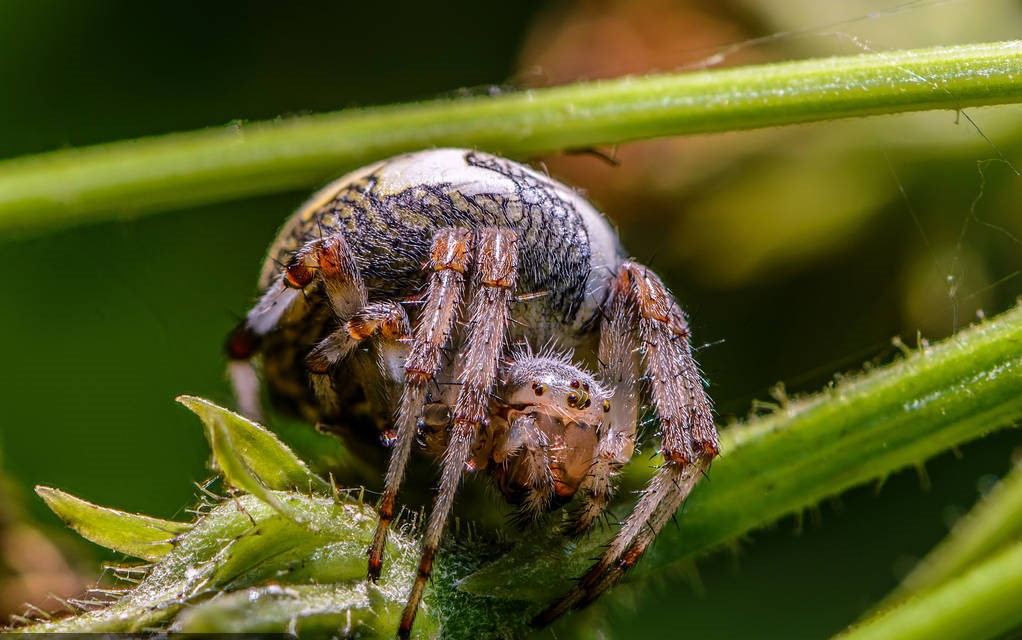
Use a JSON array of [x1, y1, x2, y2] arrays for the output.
[[1, 41, 1020, 235]]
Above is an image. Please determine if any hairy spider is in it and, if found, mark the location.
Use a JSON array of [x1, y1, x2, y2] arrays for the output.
[[225, 148, 718, 637]]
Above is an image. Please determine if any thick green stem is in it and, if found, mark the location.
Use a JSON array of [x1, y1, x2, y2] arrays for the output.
[[834, 539, 1022, 640], [883, 455, 1022, 606], [651, 305, 1022, 566], [1, 41, 1020, 235]]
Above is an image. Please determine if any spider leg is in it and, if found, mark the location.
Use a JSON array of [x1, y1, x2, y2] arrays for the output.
[[307, 232, 368, 319], [571, 276, 640, 535], [348, 301, 413, 388], [367, 229, 472, 581], [533, 261, 718, 626], [225, 280, 302, 421], [226, 232, 368, 421], [353, 301, 414, 427], [399, 227, 519, 639], [305, 301, 411, 421]]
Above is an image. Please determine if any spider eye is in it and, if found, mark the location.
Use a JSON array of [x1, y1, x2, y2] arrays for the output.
[[602, 400, 611, 413], [569, 380, 581, 389], [566, 392, 580, 407], [582, 382, 590, 392], [533, 383, 546, 396]]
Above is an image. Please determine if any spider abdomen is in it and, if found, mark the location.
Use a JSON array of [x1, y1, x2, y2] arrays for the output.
[[262, 149, 623, 337]]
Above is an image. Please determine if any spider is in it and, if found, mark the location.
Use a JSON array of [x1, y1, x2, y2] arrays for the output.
[[225, 148, 718, 638]]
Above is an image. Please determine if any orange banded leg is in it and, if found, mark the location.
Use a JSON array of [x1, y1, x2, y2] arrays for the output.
[[304, 300, 411, 420], [226, 232, 368, 421], [366, 228, 472, 581], [398, 227, 519, 639], [571, 273, 641, 535], [288, 232, 367, 319], [533, 261, 718, 627]]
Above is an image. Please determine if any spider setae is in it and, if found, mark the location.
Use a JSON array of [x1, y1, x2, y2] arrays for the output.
[[226, 148, 718, 637]]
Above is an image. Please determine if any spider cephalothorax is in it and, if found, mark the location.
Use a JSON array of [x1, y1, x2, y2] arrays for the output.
[[489, 352, 610, 515], [225, 148, 718, 637]]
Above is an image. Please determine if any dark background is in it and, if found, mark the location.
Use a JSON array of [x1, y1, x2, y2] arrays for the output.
[[2, 0, 1021, 637]]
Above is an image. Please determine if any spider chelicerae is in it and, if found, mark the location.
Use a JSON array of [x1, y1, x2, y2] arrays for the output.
[[225, 148, 718, 637]]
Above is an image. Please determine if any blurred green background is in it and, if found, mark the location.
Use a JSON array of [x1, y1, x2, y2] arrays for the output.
[[1, 0, 1021, 637]]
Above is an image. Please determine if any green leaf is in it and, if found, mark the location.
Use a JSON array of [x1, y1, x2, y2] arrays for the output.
[[17, 493, 438, 638], [178, 395, 331, 493], [14, 490, 435, 633], [35, 485, 189, 562], [178, 395, 332, 527]]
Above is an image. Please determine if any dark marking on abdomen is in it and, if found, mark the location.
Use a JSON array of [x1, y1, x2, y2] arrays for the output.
[[272, 152, 592, 325]]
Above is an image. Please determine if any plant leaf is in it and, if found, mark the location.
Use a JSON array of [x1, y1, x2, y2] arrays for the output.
[[178, 396, 331, 525], [178, 395, 331, 495], [35, 486, 189, 561], [18, 493, 440, 638]]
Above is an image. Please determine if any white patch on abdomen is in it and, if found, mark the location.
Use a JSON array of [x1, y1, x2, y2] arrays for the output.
[[376, 148, 624, 331], [559, 186, 624, 331]]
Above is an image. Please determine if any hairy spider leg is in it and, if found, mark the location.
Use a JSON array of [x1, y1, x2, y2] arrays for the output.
[[399, 227, 519, 639], [225, 233, 367, 421], [571, 276, 641, 535], [533, 261, 719, 626], [225, 279, 303, 421], [312, 231, 369, 318], [348, 301, 413, 430], [305, 301, 411, 422], [367, 229, 472, 581]]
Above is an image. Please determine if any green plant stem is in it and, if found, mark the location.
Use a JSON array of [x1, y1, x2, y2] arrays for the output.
[[833, 539, 1022, 640], [882, 453, 1022, 606], [2, 41, 1020, 235], [462, 303, 1022, 600]]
